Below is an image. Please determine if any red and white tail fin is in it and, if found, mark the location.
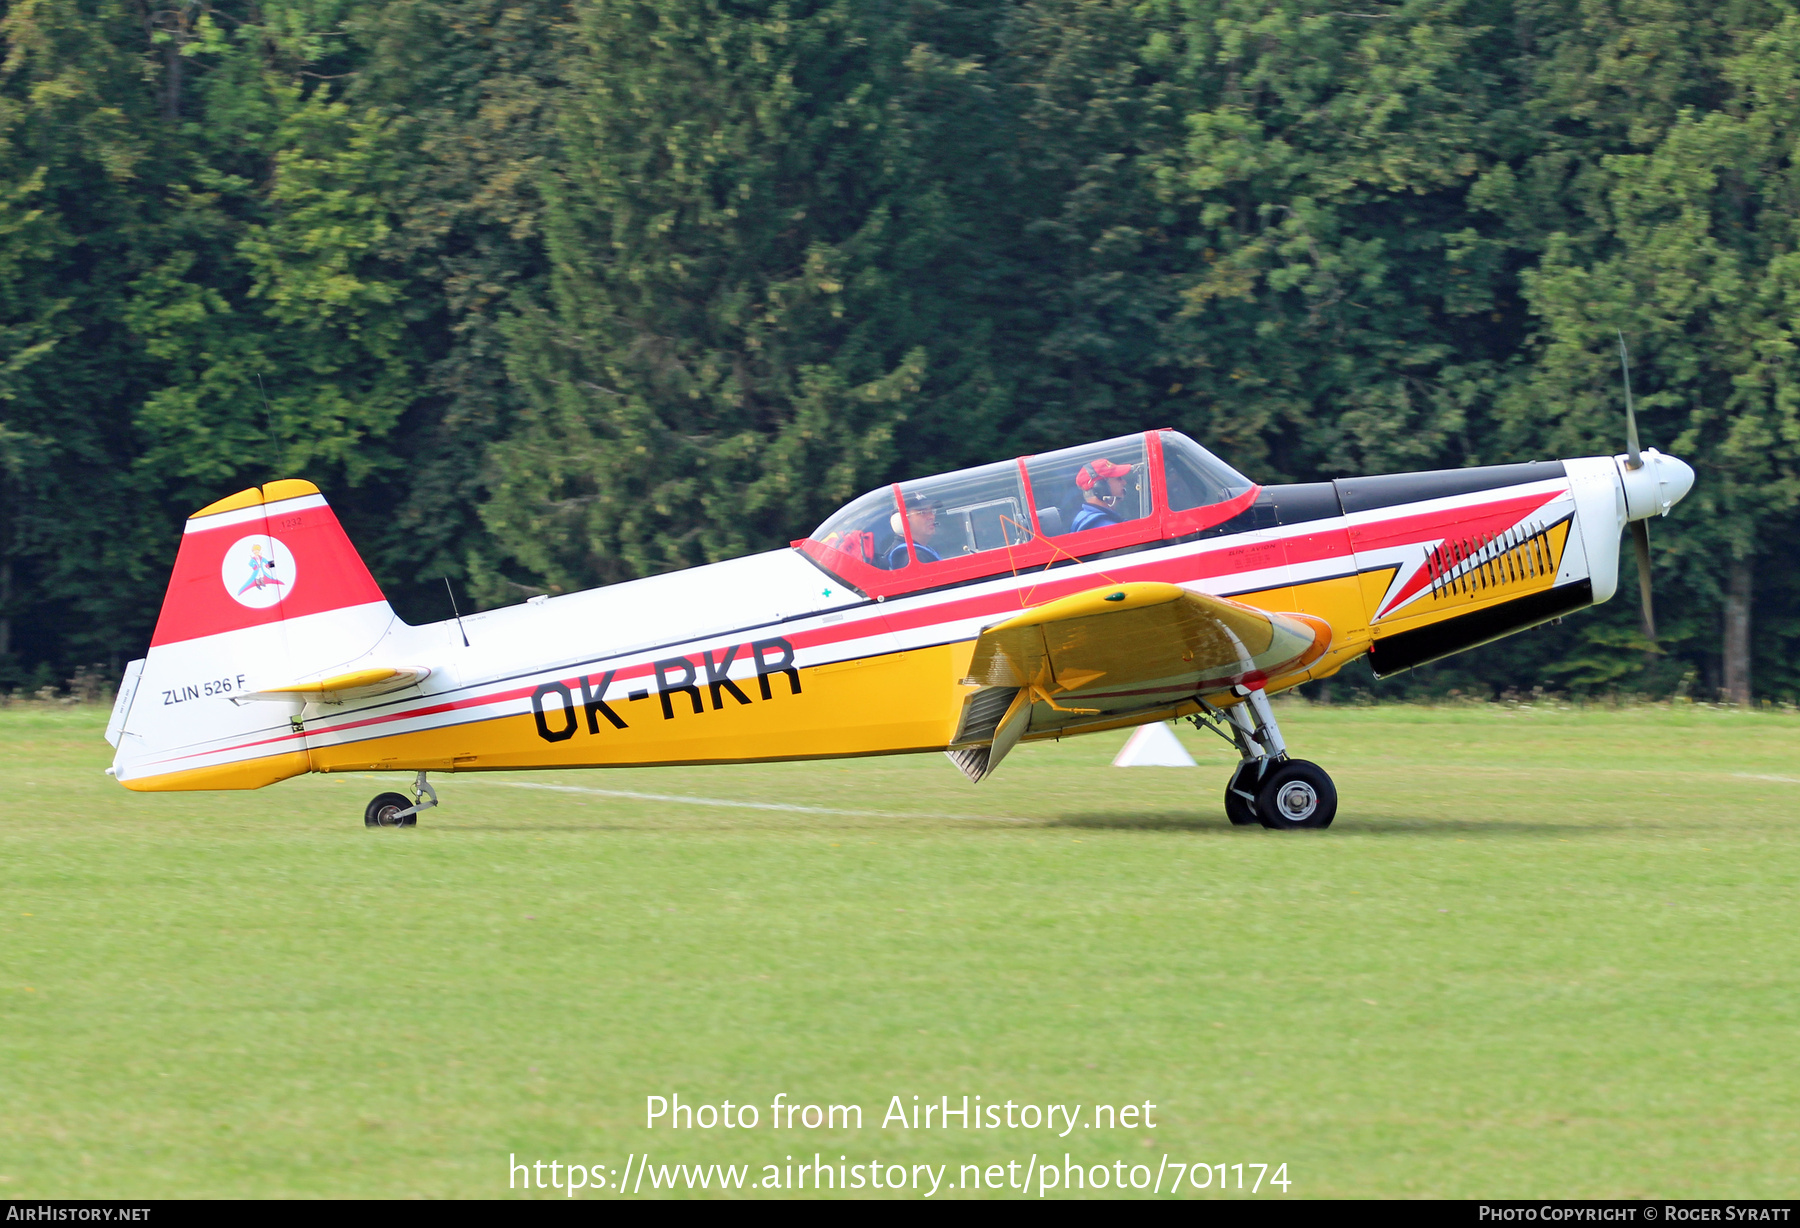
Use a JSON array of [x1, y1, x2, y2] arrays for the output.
[[151, 479, 387, 647], [110, 480, 397, 791]]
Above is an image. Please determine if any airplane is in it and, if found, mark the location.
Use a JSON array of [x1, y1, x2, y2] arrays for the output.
[[103, 412, 1693, 831]]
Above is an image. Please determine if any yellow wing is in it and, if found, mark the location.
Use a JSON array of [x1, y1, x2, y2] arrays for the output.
[[946, 582, 1329, 781]]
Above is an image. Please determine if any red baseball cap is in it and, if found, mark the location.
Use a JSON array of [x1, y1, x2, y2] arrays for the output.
[[1076, 459, 1132, 490]]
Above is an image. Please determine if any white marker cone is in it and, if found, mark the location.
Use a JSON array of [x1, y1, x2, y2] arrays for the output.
[[1112, 722, 1196, 768]]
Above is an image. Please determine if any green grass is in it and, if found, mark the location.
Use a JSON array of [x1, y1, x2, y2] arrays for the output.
[[2, 701, 1798, 1198]]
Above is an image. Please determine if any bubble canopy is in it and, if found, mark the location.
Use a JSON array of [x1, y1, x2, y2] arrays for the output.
[[799, 430, 1257, 598]]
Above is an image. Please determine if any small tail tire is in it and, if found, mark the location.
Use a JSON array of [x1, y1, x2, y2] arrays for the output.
[[1223, 761, 1262, 826], [1255, 759, 1336, 830], [365, 792, 417, 828]]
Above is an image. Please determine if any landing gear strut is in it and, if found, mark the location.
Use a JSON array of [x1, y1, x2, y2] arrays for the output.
[[364, 771, 438, 828], [1195, 687, 1337, 830]]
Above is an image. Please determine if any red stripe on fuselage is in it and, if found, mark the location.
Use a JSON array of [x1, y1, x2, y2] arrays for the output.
[[156, 485, 1557, 766], [1347, 489, 1560, 554], [1353, 489, 1562, 616]]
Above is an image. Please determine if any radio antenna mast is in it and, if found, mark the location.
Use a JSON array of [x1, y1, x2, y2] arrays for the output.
[[444, 577, 471, 648]]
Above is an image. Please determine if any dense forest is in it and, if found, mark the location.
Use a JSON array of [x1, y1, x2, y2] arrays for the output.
[[2, 0, 1796, 700]]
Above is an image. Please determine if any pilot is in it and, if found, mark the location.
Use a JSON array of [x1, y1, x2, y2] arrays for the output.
[[884, 497, 943, 569], [1068, 459, 1135, 532]]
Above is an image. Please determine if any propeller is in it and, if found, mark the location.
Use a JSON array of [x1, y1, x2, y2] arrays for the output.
[[1617, 330, 1656, 643]]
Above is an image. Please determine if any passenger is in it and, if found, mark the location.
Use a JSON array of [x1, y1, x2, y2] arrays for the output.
[[884, 498, 943, 569], [1068, 459, 1134, 532]]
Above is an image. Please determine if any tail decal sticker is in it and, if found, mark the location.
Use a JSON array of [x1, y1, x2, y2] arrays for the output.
[[223, 536, 294, 607]]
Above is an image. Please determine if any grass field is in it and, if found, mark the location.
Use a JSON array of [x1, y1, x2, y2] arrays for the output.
[[2, 700, 1798, 1199]]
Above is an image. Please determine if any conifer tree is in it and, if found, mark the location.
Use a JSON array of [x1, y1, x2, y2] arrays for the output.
[[480, 0, 996, 594], [1487, 2, 1800, 697]]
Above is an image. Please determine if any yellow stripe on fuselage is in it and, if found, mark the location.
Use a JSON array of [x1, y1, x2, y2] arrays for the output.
[[306, 574, 1386, 776], [304, 643, 975, 774], [118, 751, 311, 792]]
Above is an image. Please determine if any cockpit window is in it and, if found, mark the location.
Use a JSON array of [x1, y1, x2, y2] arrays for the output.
[[811, 486, 898, 570], [1025, 435, 1150, 536], [810, 460, 1033, 571], [893, 460, 1032, 567], [1159, 430, 1254, 511]]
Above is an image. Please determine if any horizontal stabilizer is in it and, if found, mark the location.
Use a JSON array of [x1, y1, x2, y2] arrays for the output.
[[240, 666, 431, 703]]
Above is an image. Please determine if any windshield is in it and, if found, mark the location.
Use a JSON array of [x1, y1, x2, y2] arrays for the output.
[[1159, 430, 1254, 511], [810, 486, 899, 569]]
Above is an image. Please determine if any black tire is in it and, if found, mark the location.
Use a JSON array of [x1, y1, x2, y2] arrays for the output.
[[1223, 760, 1263, 826], [1255, 759, 1337, 830], [364, 791, 416, 828]]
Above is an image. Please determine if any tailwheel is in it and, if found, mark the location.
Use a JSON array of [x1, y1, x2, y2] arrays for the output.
[[1255, 759, 1337, 831], [1223, 760, 1263, 827], [364, 772, 437, 828], [364, 791, 416, 828]]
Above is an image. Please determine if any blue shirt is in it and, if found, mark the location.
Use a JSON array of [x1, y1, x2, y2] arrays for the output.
[[1070, 502, 1120, 533], [884, 541, 942, 569]]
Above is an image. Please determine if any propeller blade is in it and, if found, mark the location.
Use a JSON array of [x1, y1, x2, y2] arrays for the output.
[[1617, 329, 1642, 470], [1631, 518, 1656, 643]]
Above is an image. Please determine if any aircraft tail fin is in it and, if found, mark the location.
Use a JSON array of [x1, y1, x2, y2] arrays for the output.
[[112, 480, 396, 791], [150, 479, 386, 648]]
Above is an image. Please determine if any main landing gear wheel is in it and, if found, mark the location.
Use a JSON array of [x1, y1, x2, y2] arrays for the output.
[[364, 792, 416, 828], [1223, 760, 1262, 827], [1254, 759, 1337, 831]]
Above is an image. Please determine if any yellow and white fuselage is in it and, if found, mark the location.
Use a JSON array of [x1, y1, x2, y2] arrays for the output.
[[105, 432, 1693, 797]]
